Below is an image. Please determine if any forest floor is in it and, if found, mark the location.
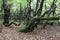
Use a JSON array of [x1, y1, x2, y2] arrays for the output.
[[0, 22, 60, 40]]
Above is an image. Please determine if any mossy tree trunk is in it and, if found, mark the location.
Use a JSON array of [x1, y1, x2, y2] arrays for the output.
[[19, 16, 60, 32]]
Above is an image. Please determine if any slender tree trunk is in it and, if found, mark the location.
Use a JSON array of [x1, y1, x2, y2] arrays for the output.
[[34, 0, 40, 16], [37, 0, 45, 16], [27, 0, 32, 20]]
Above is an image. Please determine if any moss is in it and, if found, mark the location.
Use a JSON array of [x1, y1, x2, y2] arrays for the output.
[[19, 16, 60, 32]]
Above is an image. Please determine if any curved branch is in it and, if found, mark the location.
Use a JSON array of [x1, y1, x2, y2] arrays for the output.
[[4, 22, 21, 26]]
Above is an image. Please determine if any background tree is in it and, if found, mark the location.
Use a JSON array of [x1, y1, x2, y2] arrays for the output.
[[2, 0, 12, 24]]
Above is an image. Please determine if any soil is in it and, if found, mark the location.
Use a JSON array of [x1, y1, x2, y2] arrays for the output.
[[0, 23, 60, 40]]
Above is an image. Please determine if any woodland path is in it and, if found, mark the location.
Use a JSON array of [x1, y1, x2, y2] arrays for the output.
[[0, 23, 60, 40]]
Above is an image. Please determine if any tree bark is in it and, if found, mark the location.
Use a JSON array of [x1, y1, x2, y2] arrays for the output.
[[2, 0, 10, 24]]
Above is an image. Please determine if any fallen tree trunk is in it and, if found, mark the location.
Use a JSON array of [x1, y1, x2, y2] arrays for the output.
[[19, 16, 60, 32], [32, 16, 60, 20]]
